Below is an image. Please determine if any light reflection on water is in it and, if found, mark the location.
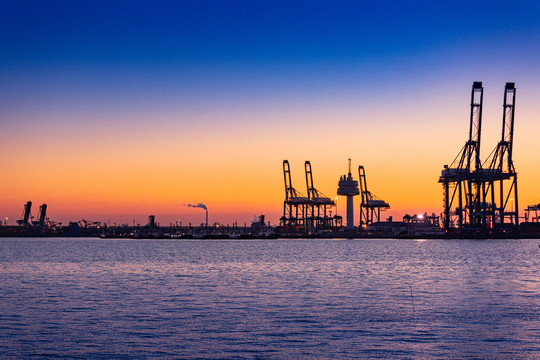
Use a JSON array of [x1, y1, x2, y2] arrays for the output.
[[0, 238, 538, 359]]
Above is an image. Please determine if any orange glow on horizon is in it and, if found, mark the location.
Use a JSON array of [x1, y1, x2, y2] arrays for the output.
[[2, 89, 539, 226]]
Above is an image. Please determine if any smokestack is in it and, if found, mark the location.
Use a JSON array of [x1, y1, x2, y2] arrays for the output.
[[188, 203, 208, 227]]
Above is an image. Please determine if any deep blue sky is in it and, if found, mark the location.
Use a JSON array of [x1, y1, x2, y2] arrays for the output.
[[2, 1, 539, 121], [0, 1, 540, 71], [2, 1, 539, 67]]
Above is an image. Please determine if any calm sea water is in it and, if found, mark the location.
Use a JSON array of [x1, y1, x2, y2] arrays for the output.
[[0, 238, 538, 359]]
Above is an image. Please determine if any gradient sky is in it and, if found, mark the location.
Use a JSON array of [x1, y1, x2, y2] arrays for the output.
[[1, 1, 540, 226]]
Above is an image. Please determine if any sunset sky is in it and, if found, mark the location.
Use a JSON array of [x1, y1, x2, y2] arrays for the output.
[[1, 1, 540, 226]]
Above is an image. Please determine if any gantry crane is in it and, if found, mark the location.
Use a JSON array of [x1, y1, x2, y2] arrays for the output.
[[35, 204, 47, 226], [280, 160, 309, 230], [358, 166, 390, 227], [439, 81, 484, 230], [480, 83, 519, 230], [304, 161, 335, 230], [16, 201, 33, 226]]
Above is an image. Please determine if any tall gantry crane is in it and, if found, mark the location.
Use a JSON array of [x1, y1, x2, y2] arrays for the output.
[[439, 82, 484, 230], [358, 166, 390, 227], [36, 204, 47, 226], [16, 201, 33, 226], [480, 83, 519, 230], [304, 161, 335, 230], [280, 160, 309, 230]]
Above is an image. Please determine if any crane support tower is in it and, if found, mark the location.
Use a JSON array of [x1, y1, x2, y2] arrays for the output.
[[304, 161, 336, 230], [280, 160, 309, 231], [37, 204, 47, 226], [358, 166, 390, 227], [337, 159, 360, 230], [480, 82, 519, 231], [439, 82, 484, 231], [17, 201, 32, 226]]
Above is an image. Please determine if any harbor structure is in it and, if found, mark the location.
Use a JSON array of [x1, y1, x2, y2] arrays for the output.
[[525, 204, 540, 222], [35, 204, 47, 227], [358, 166, 390, 227], [479, 82, 519, 231], [439, 81, 484, 231], [304, 161, 336, 231], [337, 159, 360, 230], [440, 82, 519, 234], [280, 160, 309, 231], [280, 160, 339, 233], [16, 201, 32, 226]]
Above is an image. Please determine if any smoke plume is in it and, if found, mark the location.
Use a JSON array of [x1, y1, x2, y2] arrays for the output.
[[188, 203, 208, 211]]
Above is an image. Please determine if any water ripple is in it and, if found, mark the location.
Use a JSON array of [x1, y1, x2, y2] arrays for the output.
[[0, 238, 538, 359]]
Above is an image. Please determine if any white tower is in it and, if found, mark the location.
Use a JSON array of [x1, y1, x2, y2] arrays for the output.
[[337, 159, 360, 229]]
